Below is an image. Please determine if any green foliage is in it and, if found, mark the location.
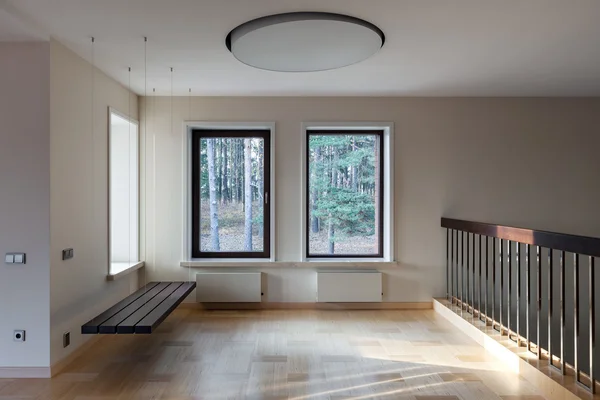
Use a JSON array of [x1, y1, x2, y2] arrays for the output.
[[314, 188, 375, 239], [253, 212, 263, 226], [308, 134, 380, 245]]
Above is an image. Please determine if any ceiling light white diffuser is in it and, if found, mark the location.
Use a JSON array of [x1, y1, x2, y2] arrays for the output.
[[226, 12, 385, 72]]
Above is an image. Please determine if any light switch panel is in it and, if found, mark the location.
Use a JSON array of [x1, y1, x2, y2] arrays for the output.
[[5, 253, 25, 264]]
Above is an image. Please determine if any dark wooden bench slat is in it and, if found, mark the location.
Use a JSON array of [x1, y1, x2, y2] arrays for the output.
[[116, 282, 184, 334], [134, 282, 196, 334], [81, 282, 160, 334], [98, 282, 172, 334]]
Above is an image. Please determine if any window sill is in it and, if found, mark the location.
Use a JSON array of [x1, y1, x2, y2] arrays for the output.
[[108, 261, 145, 281], [180, 261, 397, 269]]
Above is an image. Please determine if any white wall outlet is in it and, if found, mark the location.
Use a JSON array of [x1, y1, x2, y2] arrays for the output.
[[14, 330, 26, 342]]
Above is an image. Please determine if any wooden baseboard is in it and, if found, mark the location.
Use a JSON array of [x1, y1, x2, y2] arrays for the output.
[[0, 367, 51, 378], [50, 335, 104, 377], [179, 301, 432, 310]]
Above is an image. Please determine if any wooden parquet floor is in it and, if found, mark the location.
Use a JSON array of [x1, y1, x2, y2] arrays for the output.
[[0, 309, 546, 400]]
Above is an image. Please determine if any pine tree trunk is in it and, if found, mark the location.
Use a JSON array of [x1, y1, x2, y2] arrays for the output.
[[374, 138, 380, 249], [311, 146, 321, 233], [238, 141, 243, 203], [328, 146, 338, 254], [257, 140, 264, 237], [231, 139, 239, 203], [244, 138, 253, 251], [207, 138, 220, 251], [327, 214, 335, 254], [216, 139, 222, 200], [351, 137, 357, 192], [222, 139, 228, 204]]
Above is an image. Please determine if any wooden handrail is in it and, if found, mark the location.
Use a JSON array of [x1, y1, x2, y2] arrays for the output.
[[441, 218, 600, 258]]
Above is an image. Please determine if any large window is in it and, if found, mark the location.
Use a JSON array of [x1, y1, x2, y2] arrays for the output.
[[109, 110, 139, 272], [191, 129, 271, 258], [306, 130, 384, 258]]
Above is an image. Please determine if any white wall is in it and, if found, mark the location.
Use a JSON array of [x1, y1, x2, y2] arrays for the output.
[[140, 97, 600, 303], [49, 39, 139, 366], [0, 42, 51, 368]]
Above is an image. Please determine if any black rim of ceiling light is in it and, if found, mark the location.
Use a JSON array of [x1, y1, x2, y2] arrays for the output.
[[225, 11, 385, 52]]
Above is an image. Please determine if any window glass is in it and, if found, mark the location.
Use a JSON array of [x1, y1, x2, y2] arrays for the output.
[[192, 130, 270, 258], [307, 131, 383, 258]]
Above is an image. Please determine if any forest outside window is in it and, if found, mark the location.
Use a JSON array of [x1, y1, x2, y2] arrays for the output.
[[306, 130, 384, 258], [191, 129, 271, 258]]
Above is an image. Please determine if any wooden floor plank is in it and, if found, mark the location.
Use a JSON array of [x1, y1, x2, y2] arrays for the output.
[[5, 309, 552, 400]]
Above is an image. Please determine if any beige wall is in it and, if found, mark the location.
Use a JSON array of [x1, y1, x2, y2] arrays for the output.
[[49, 39, 139, 365], [0, 42, 51, 369], [140, 97, 600, 302]]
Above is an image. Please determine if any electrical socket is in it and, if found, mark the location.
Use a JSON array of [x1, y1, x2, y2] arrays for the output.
[[63, 332, 70, 348], [14, 330, 26, 342]]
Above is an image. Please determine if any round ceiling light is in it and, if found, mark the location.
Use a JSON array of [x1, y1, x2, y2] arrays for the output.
[[226, 12, 385, 72]]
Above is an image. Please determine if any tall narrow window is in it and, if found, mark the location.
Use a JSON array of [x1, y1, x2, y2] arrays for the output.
[[306, 130, 383, 258], [109, 110, 139, 272], [191, 130, 271, 258]]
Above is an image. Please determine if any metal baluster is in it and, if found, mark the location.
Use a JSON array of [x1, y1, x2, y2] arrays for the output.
[[500, 239, 504, 334], [574, 254, 580, 384], [527, 244, 531, 353], [461, 232, 465, 313], [467, 233, 470, 313], [517, 242, 521, 346], [451, 230, 454, 304], [455, 230, 459, 308], [508, 240, 512, 339], [537, 246, 542, 359], [456, 231, 463, 309], [472, 233, 476, 315], [590, 256, 595, 393], [479, 235, 483, 322], [549, 250, 553, 367], [485, 236, 489, 325], [447, 229, 450, 301], [560, 251, 565, 374], [493, 238, 497, 330]]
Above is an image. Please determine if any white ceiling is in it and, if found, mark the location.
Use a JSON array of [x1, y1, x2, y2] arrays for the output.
[[3, 0, 600, 96]]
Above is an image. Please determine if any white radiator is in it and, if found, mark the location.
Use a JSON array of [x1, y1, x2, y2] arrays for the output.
[[196, 272, 262, 302], [317, 271, 382, 302]]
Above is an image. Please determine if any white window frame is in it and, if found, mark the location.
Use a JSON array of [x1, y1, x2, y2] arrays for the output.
[[108, 107, 141, 276], [300, 122, 394, 262], [182, 121, 276, 262]]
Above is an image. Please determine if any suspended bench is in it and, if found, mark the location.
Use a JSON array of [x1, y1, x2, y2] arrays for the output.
[[82, 282, 196, 334]]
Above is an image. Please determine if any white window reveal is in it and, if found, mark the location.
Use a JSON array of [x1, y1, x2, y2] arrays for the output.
[[109, 109, 140, 275]]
